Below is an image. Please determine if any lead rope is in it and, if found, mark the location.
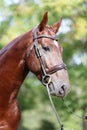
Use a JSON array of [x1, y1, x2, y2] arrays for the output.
[[62, 99, 87, 120], [45, 80, 64, 130], [46, 83, 64, 130]]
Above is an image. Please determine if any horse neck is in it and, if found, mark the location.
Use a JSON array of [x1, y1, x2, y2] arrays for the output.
[[0, 29, 33, 86]]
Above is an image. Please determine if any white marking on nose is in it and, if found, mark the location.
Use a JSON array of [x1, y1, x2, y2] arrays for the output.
[[54, 40, 58, 47]]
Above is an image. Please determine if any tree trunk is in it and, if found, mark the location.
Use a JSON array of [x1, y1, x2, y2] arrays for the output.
[[82, 108, 87, 130]]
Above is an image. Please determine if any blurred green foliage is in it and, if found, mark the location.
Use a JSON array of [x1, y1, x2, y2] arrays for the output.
[[0, 0, 87, 130]]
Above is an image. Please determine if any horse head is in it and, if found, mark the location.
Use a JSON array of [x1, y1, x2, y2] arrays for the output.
[[27, 12, 70, 98]]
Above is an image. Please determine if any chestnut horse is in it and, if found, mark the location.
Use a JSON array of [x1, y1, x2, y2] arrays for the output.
[[0, 12, 70, 130]]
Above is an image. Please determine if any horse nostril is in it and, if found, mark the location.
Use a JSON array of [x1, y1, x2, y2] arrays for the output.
[[59, 84, 66, 95], [61, 84, 66, 90]]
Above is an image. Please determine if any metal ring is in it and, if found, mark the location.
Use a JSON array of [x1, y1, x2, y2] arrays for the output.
[[42, 75, 52, 86]]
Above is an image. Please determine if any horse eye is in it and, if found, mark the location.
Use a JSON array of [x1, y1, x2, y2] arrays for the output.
[[42, 46, 50, 51]]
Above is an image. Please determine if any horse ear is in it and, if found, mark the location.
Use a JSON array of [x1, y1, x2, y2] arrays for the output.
[[38, 12, 48, 31], [52, 18, 62, 33]]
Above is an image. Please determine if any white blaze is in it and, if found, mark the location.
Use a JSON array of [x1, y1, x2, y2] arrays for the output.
[[54, 40, 58, 47]]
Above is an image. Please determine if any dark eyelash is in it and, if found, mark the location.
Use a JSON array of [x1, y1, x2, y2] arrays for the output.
[[42, 46, 50, 51]]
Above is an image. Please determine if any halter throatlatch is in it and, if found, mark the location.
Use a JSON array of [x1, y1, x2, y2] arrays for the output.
[[27, 27, 66, 130]]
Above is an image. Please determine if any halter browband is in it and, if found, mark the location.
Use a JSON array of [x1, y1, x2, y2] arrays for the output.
[[34, 34, 58, 41]]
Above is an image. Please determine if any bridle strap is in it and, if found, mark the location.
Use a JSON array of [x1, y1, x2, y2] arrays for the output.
[[33, 26, 58, 41], [34, 34, 58, 41], [47, 64, 67, 75]]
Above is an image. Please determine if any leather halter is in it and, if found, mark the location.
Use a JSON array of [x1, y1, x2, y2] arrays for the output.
[[27, 27, 67, 78]]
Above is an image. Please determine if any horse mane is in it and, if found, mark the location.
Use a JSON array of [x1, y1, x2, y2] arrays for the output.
[[0, 35, 23, 56]]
